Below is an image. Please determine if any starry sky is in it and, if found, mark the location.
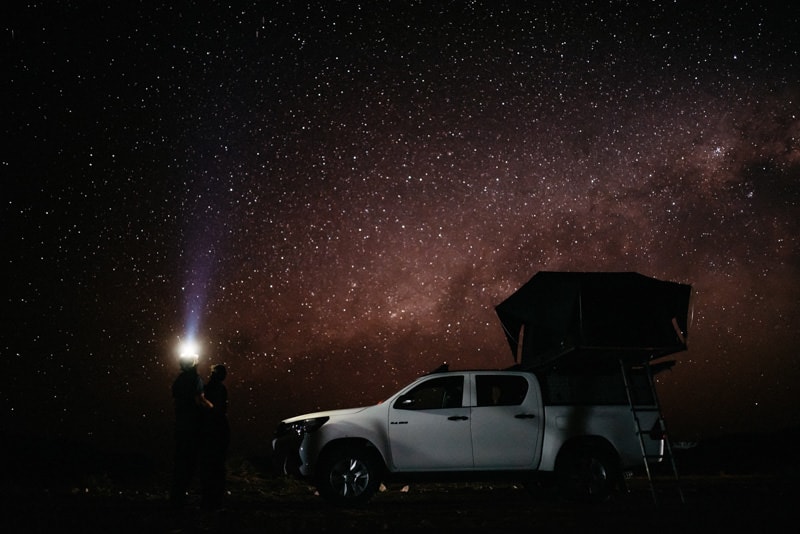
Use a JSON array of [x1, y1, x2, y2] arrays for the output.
[[3, 1, 799, 459]]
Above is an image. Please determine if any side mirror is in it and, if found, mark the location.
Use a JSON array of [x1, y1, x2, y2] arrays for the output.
[[395, 394, 415, 409]]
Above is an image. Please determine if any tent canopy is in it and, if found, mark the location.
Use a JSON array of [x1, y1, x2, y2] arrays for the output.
[[495, 272, 692, 371]]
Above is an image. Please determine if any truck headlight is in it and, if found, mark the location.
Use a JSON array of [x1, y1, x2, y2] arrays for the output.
[[275, 417, 330, 439]]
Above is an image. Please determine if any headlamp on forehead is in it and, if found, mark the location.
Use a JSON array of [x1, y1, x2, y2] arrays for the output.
[[177, 338, 200, 369]]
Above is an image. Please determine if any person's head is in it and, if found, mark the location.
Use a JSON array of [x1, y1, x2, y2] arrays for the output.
[[210, 364, 227, 381], [178, 353, 198, 371]]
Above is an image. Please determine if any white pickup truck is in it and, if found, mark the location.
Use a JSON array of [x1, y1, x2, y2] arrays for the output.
[[272, 272, 690, 506], [271, 364, 665, 506]]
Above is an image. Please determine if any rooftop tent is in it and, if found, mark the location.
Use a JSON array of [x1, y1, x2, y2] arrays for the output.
[[495, 272, 692, 371]]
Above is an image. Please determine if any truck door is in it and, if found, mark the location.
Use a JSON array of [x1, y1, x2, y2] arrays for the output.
[[470, 374, 542, 468], [388, 375, 473, 470]]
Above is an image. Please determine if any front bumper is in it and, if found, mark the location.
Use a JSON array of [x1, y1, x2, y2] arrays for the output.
[[272, 432, 303, 476]]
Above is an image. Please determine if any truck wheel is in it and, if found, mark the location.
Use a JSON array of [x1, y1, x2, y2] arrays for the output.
[[555, 444, 618, 503], [316, 446, 383, 506]]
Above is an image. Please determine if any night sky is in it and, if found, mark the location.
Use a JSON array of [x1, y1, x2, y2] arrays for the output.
[[3, 1, 799, 460]]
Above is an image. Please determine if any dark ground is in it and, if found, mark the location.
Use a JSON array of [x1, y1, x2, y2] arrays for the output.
[[1, 428, 797, 533]]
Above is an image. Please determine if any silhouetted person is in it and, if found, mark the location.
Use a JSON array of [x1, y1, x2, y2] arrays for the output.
[[201, 364, 229, 510], [170, 353, 213, 507]]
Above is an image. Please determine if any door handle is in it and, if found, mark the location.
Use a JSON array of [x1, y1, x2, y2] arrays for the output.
[[514, 414, 536, 419], [447, 415, 469, 421]]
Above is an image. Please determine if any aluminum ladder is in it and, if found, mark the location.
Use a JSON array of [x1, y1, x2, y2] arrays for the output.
[[620, 359, 685, 505]]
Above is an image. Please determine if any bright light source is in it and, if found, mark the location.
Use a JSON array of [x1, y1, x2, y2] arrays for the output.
[[177, 338, 200, 364]]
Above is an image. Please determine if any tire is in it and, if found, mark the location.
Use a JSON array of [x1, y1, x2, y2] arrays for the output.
[[555, 443, 619, 503], [315, 445, 383, 506]]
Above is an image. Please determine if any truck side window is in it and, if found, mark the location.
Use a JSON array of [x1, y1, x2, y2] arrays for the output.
[[476, 375, 528, 407], [394, 376, 464, 410], [538, 371, 655, 406]]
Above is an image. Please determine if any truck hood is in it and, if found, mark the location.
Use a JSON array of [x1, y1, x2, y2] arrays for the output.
[[281, 406, 371, 424]]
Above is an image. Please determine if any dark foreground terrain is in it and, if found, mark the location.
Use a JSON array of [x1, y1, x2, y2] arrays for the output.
[[1, 429, 797, 533], [2, 472, 795, 533]]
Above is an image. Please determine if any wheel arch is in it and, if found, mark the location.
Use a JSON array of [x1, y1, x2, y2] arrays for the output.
[[556, 435, 622, 467], [315, 437, 387, 477]]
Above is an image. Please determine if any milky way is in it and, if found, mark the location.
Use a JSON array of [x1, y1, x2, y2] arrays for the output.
[[3, 2, 799, 456]]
